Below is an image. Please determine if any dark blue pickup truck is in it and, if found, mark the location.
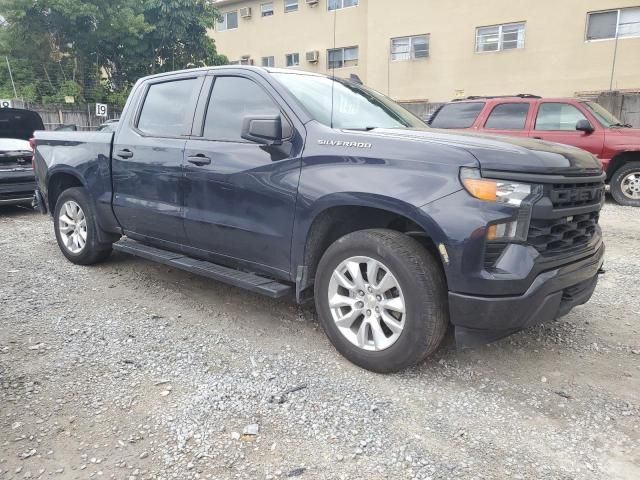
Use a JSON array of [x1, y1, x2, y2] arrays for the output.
[[33, 66, 605, 372]]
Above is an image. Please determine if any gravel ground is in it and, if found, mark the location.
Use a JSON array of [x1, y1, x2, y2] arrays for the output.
[[1, 200, 639, 480]]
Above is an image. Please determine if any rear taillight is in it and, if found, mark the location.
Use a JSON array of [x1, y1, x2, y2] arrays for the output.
[[29, 138, 36, 171]]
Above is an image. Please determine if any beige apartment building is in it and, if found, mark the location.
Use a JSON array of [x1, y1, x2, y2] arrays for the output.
[[211, 0, 640, 103]]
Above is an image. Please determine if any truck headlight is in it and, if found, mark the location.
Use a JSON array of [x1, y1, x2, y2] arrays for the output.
[[460, 167, 542, 243], [460, 167, 532, 207]]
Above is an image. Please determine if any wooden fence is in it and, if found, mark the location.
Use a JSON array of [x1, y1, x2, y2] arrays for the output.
[[11, 101, 121, 130]]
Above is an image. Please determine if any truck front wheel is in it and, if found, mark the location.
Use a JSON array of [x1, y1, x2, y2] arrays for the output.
[[610, 161, 640, 207], [314, 229, 448, 373], [53, 187, 112, 265]]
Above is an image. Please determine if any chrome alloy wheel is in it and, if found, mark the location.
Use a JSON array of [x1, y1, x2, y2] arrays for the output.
[[328, 256, 406, 352], [621, 172, 640, 200], [58, 200, 87, 254]]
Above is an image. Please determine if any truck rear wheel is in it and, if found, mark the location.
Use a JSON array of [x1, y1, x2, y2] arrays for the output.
[[610, 161, 640, 207], [314, 229, 448, 373], [53, 187, 112, 265]]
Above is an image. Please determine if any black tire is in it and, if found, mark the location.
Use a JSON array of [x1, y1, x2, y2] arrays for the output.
[[610, 161, 640, 207], [314, 229, 449, 373], [53, 187, 113, 265]]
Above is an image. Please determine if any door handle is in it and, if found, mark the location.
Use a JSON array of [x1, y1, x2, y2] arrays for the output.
[[533, 136, 543, 140], [187, 154, 212, 166], [117, 149, 134, 159]]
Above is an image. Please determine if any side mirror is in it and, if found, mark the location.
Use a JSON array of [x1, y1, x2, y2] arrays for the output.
[[241, 115, 283, 145], [576, 119, 594, 133]]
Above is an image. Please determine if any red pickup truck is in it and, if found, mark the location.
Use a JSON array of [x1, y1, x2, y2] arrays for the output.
[[428, 95, 640, 206]]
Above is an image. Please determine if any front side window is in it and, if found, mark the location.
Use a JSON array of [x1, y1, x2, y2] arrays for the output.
[[429, 102, 485, 129], [476, 22, 525, 52], [535, 103, 588, 131], [391, 35, 430, 61], [485, 103, 530, 130], [286, 53, 300, 67], [138, 79, 198, 137], [261, 3, 274, 17], [587, 7, 640, 40], [262, 56, 275, 67], [204, 77, 280, 142], [327, 46, 358, 69], [272, 72, 424, 130], [217, 11, 238, 32], [328, 0, 358, 11], [284, 0, 298, 13]]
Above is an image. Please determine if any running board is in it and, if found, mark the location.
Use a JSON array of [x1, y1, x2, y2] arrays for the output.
[[113, 239, 293, 299]]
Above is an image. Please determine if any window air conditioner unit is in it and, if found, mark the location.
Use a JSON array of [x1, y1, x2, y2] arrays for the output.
[[240, 7, 252, 18], [306, 50, 319, 63], [306, 0, 319, 6]]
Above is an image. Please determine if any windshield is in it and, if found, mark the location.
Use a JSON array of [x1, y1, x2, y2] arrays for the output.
[[272, 72, 425, 130], [582, 101, 624, 127]]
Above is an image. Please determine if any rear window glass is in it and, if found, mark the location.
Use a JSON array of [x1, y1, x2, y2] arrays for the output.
[[485, 103, 529, 130], [137, 78, 198, 136], [430, 102, 485, 129]]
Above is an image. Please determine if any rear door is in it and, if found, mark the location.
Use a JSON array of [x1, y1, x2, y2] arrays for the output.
[[480, 102, 532, 138], [530, 102, 605, 156], [112, 74, 204, 245], [182, 71, 304, 276]]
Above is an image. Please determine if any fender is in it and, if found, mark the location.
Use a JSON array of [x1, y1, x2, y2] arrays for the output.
[[290, 191, 453, 300]]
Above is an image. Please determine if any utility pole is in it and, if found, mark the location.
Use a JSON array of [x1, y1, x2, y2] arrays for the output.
[[5, 56, 18, 99], [609, 20, 638, 91]]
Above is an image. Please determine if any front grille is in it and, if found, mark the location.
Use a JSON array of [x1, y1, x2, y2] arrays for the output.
[[528, 211, 599, 255], [549, 181, 604, 209]]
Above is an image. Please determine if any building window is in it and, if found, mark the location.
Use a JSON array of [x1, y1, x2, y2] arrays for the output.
[[262, 56, 275, 67], [217, 11, 238, 32], [328, 0, 358, 11], [284, 0, 298, 13], [261, 3, 274, 17], [391, 35, 429, 61], [286, 53, 300, 67], [476, 22, 525, 52], [587, 7, 640, 40], [327, 46, 358, 69]]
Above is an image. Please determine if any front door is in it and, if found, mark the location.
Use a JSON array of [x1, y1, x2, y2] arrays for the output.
[[182, 72, 303, 276], [112, 75, 204, 245], [530, 102, 605, 157]]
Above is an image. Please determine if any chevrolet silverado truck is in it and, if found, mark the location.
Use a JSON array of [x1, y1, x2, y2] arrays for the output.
[[0, 107, 44, 206], [33, 67, 605, 372], [428, 95, 640, 207]]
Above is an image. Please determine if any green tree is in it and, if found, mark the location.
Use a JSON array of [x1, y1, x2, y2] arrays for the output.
[[0, 0, 228, 107]]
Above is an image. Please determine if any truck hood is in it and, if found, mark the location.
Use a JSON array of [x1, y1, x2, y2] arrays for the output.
[[366, 127, 603, 176]]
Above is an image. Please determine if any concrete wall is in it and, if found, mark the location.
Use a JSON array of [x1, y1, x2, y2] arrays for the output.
[[212, 0, 640, 102], [596, 92, 640, 127]]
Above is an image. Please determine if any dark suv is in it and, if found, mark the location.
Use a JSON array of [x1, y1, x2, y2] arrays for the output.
[[429, 95, 640, 206]]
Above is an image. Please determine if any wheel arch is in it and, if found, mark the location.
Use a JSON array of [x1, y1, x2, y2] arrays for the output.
[[607, 150, 640, 181], [46, 169, 86, 214], [293, 195, 448, 302]]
